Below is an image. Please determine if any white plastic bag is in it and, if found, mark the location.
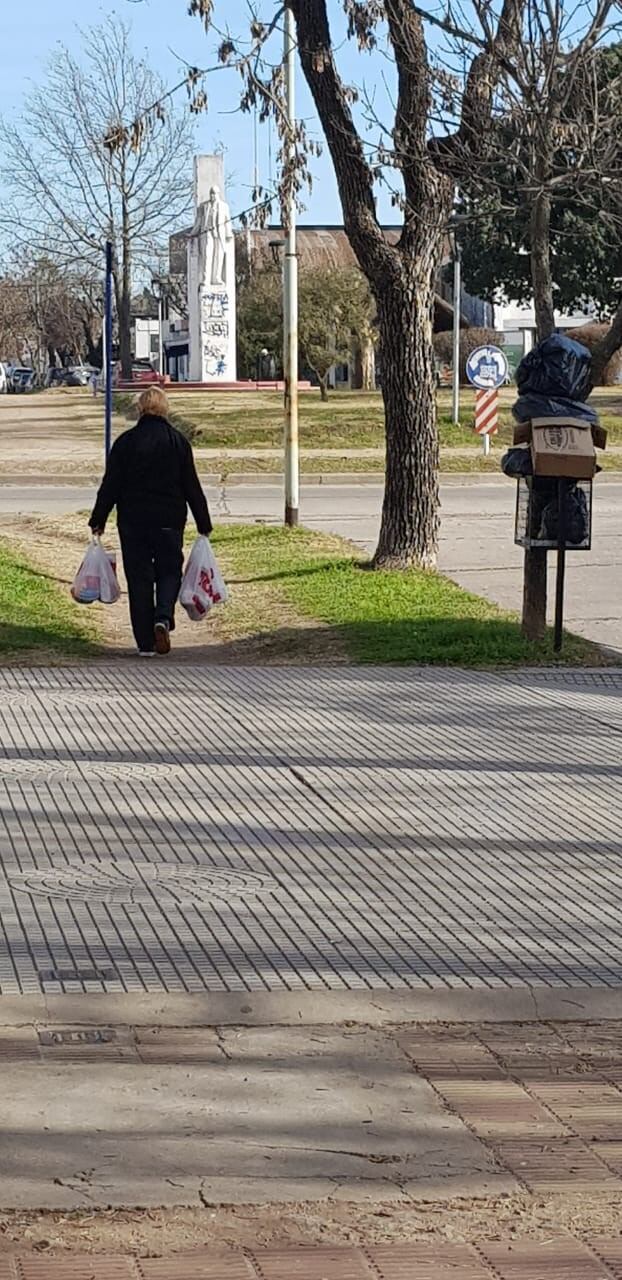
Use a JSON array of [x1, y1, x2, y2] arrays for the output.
[[71, 537, 120, 605], [179, 536, 228, 621]]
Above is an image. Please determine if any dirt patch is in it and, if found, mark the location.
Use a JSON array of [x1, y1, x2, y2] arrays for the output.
[[0, 511, 349, 666], [1, 1193, 622, 1258]]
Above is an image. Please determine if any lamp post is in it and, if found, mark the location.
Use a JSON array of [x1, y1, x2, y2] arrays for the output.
[[283, 2, 299, 528], [152, 276, 165, 379], [451, 231, 462, 427]]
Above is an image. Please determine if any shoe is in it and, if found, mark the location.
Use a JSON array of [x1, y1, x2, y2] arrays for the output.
[[154, 622, 171, 655], [138, 649, 155, 658]]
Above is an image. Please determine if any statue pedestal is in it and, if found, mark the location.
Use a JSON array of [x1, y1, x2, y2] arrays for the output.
[[188, 156, 237, 383], [188, 282, 237, 382]]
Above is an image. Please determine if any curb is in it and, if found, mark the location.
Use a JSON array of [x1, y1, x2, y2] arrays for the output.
[[3, 472, 622, 489], [0, 987, 620, 1027]]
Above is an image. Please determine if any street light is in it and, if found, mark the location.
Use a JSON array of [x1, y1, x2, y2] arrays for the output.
[[152, 276, 165, 378], [450, 227, 462, 427], [283, 2, 299, 528]]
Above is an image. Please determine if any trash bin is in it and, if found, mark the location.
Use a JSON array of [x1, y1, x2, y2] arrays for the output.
[[514, 476, 592, 552]]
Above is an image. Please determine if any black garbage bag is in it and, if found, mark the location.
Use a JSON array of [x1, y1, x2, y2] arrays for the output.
[[538, 482, 589, 546], [501, 446, 533, 477], [513, 392, 599, 426], [516, 333, 593, 402]]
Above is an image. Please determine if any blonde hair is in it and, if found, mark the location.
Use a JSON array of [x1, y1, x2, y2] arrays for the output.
[[136, 386, 170, 419]]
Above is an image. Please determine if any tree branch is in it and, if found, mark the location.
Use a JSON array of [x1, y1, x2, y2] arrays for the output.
[[290, 0, 397, 283]]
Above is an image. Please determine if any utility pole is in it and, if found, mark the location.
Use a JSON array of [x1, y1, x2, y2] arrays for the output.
[[452, 238, 461, 427], [104, 240, 113, 460], [283, 2, 299, 527]]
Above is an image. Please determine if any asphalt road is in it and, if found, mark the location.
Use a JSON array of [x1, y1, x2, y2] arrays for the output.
[[2, 479, 621, 651]]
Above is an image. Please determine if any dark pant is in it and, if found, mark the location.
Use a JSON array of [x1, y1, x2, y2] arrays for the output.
[[120, 525, 184, 652]]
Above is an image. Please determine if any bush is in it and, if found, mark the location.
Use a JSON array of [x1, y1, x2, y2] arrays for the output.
[[567, 324, 622, 387], [433, 328, 504, 385]]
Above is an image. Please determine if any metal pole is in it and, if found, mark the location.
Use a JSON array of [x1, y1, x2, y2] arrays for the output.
[[158, 293, 164, 377], [452, 242, 461, 427], [104, 240, 113, 461], [283, 3, 299, 527], [554, 477, 567, 653], [483, 432, 491, 457]]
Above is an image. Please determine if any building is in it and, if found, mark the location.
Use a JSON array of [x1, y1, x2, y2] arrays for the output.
[[494, 299, 599, 375], [163, 223, 491, 384]]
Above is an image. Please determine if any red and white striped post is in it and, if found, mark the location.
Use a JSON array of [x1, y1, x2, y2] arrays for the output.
[[474, 387, 499, 456]]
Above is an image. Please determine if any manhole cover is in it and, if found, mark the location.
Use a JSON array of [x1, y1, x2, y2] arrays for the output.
[[0, 759, 69, 783], [0, 691, 123, 713], [38, 967, 117, 984], [38, 1027, 117, 1045], [0, 759, 190, 787], [81, 760, 185, 783], [10, 862, 276, 908]]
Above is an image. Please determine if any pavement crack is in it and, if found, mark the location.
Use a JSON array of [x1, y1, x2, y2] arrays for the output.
[[215, 1027, 232, 1060], [217, 478, 231, 515], [198, 1181, 217, 1209], [525, 982, 542, 1021], [289, 766, 346, 822]]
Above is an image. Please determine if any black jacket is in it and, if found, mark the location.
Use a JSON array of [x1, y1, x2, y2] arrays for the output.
[[89, 414, 212, 535]]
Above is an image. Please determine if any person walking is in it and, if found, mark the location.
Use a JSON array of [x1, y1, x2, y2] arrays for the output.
[[89, 386, 212, 657]]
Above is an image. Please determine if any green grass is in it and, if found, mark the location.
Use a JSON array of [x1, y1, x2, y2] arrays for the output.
[[0, 542, 97, 658], [115, 388, 502, 450], [113, 385, 622, 461], [211, 524, 601, 667]]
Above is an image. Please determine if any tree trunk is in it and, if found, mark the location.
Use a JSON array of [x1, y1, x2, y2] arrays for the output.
[[373, 271, 439, 569], [530, 190, 556, 343], [522, 187, 556, 641], [319, 374, 329, 402], [361, 332, 376, 390]]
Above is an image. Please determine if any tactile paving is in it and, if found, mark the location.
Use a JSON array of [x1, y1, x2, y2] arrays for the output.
[[1, 664, 622, 995]]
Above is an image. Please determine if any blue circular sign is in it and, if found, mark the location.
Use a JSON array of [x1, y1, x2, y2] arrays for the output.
[[466, 345, 508, 390]]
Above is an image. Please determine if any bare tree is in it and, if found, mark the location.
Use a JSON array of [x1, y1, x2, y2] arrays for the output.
[[0, 259, 104, 373], [458, 2, 622, 637], [0, 20, 194, 378]]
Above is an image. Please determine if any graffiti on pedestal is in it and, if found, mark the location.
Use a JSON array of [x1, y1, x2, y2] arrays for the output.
[[201, 289, 230, 378]]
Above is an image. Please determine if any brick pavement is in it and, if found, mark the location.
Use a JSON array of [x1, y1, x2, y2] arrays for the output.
[[1, 665, 622, 997], [0, 1239, 621, 1277]]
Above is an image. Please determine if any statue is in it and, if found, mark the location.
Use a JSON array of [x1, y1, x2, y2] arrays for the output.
[[196, 187, 232, 287], [187, 157, 237, 382]]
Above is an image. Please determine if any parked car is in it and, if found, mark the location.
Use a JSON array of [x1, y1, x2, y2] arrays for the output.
[[47, 367, 70, 387], [11, 367, 36, 393], [0, 363, 8, 394], [65, 365, 95, 387], [130, 360, 159, 384]]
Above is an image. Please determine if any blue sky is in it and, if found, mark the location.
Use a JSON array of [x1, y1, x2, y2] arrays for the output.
[[2, 0, 398, 227]]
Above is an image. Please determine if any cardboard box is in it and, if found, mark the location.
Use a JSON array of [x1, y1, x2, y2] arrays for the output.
[[513, 421, 532, 446], [514, 417, 606, 450], [530, 418, 596, 479]]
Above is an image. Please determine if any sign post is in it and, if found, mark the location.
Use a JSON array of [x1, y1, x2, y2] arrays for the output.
[[466, 345, 508, 455]]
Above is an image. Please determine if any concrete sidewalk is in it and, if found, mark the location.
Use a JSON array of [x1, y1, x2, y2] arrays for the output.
[[3, 1020, 622, 1271], [3, 1015, 622, 1210]]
